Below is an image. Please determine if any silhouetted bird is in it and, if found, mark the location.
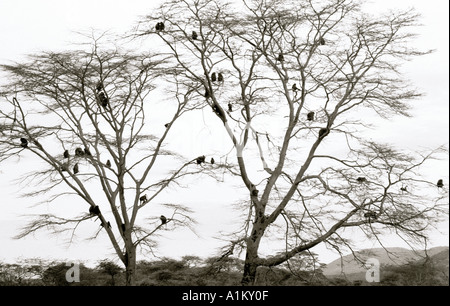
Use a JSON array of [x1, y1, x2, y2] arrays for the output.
[[73, 163, 79, 174], [357, 177, 367, 183], [155, 22, 165, 31], [89, 205, 100, 215], [160, 215, 167, 225], [318, 128, 329, 138], [98, 92, 108, 108], [75, 148, 84, 157], [96, 82, 103, 92], [84, 147, 92, 156], [196, 155, 206, 165], [140, 194, 147, 203], [20, 138, 28, 148], [364, 211, 377, 219]]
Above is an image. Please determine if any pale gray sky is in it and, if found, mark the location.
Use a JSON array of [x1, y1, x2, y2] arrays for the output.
[[0, 0, 448, 267]]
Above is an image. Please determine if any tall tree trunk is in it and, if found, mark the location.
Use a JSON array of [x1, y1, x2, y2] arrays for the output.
[[241, 220, 265, 286], [241, 254, 259, 286], [124, 245, 137, 286]]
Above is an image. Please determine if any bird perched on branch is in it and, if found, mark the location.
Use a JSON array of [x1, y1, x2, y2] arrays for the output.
[[277, 53, 284, 62], [357, 177, 367, 183], [89, 205, 100, 216], [73, 163, 79, 174], [364, 211, 377, 221], [140, 194, 147, 203], [160, 215, 167, 225], [196, 155, 206, 165], [318, 128, 329, 138], [20, 138, 28, 148], [155, 22, 165, 31], [319, 37, 326, 45]]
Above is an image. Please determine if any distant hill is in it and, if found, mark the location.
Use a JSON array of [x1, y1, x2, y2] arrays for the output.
[[322, 246, 449, 283]]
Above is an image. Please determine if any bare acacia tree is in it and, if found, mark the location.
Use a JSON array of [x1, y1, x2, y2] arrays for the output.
[[0, 35, 200, 285], [136, 0, 448, 285]]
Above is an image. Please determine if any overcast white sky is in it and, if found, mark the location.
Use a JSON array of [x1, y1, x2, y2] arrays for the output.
[[0, 0, 448, 267]]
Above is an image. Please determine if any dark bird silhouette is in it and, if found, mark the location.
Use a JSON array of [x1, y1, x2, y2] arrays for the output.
[[307, 112, 314, 121], [98, 92, 109, 108], [364, 211, 377, 220], [140, 194, 147, 203], [96, 82, 103, 92], [400, 186, 408, 193], [437, 179, 444, 188], [160, 215, 167, 225], [73, 163, 79, 174], [89, 205, 100, 216], [357, 177, 367, 183], [60, 163, 68, 172], [84, 147, 92, 156], [155, 22, 165, 31], [20, 138, 28, 148], [106, 160, 111, 168], [75, 148, 84, 157], [228, 103, 233, 112], [196, 155, 206, 165], [63, 150, 69, 159], [218, 72, 224, 82], [277, 53, 284, 62], [192, 31, 198, 40], [211, 72, 217, 82], [211, 158, 215, 164], [292, 83, 298, 92], [318, 128, 329, 138], [165, 123, 170, 128], [319, 37, 326, 45]]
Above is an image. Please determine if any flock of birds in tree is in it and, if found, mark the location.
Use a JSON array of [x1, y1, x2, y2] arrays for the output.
[[194, 155, 215, 165], [13, 22, 445, 233], [18, 77, 163, 232], [153, 21, 329, 137]]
